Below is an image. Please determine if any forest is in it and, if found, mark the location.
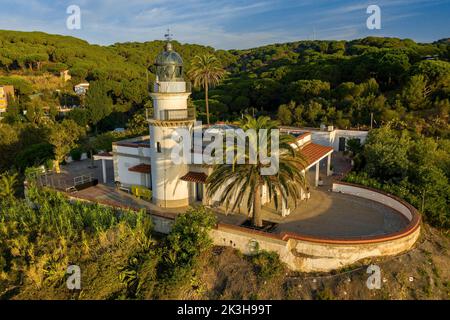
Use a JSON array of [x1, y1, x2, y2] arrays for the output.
[[0, 30, 449, 300], [0, 31, 448, 135], [0, 31, 448, 227]]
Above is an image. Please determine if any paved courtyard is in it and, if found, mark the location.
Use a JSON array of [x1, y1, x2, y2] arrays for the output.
[[263, 188, 408, 238]]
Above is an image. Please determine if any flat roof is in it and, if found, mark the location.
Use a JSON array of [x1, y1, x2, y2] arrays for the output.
[[113, 135, 150, 148], [280, 125, 369, 133]]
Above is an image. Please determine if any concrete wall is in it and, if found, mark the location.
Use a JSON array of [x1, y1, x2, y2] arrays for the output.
[[64, 181, 421, 273], [208, 221, 420, 272], [113, 144, 151, 188], [207, 182, 420, 272], [152, 214, 174, 234], [332, 183, 412, 220], [307, 129, 368, 151], [210, 224, 293, 263], [332, 130, 368, 151], [287, 229, 420, 272], [310, 130, 334, 147]]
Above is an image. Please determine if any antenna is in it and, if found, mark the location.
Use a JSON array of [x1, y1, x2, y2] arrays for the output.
[[164, 28, 173, 42]]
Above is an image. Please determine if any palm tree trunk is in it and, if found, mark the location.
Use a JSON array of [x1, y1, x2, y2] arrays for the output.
[[205, 81, 210, 125], [253, 184, 263, 228], [54, 159, 61, 174]]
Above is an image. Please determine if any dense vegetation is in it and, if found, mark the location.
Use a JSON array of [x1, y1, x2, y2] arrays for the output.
[[0, 31, 448, 133], [344, 124, 450, 229], [0, 31, 449, 226], [0, 185, 218, 299], [0, 31, 449, 300], [1, 186, 448, 300]]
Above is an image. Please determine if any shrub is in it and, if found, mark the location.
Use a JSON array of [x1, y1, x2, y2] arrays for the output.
[[251, 251, 284, 280], [70, 148, 82, 161], [158, 207, 216, 295], [14, 142, 54, 172], [164, 206, 217, 269], [0, 187, 159, 298]]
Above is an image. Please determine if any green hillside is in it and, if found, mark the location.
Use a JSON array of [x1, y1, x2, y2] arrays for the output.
[[0, 30, 449, 300], [0, 30, 449, 135]]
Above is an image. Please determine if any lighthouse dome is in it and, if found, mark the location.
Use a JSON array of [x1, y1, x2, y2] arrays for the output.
[[155, 42, 184, 81], [155, 42, 183, 66]]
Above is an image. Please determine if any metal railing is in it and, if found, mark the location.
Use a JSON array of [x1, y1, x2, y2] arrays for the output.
[[150, 81, 192, 94], [159, 107, 195, 121], [74, 174, 93, 186]]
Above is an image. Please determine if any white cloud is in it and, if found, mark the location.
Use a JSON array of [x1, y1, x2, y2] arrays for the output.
[[0, 0, 446, 48]]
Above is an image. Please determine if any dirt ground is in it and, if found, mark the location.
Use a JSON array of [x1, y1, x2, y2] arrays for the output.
[[3, 224, 448, 300], [185, 224, 450, 300]]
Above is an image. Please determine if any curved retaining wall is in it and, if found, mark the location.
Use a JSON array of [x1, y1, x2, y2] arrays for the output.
[[211, 182, 421, 272], [63, 182, 421, 273]]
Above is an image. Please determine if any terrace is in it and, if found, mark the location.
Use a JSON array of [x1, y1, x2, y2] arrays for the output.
[[47, 153, 409, 240]]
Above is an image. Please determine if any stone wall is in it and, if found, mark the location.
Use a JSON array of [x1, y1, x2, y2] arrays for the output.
[[65, 181, 421, 273], [207, 182, 421, 272]]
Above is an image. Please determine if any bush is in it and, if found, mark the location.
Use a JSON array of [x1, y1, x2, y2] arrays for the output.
[[251, 251, 284, 280], [158, 207, 216, 295], [14, 142, 54, 172], [164, 206, 217, 268], [70, 148, 82, 161]]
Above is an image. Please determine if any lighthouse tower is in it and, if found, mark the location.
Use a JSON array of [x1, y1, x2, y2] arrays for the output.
[[149, 37, 194, 208]]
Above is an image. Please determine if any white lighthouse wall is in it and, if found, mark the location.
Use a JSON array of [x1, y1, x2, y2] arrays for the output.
[[152, 93, 191, 120], [154, 81, 186, 93], [149, 120, 191, 208]]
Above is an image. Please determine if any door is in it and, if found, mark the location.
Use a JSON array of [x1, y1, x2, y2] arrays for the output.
[[339, 137, 346, 152], [196, 183, 204, 202]]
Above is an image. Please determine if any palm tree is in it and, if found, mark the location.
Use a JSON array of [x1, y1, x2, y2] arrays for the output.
[[188, 54, 226, 125], [206, 116, 308, 228]]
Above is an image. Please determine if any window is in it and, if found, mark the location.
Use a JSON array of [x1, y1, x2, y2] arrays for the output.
[[157, 142, 162, 153], [338, 137, 346, 152]]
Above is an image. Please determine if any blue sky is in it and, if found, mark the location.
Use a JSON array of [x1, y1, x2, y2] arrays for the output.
[[0, 0, 448, 49]]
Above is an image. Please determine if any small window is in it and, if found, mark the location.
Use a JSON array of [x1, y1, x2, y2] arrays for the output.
[[157, 142, 162, 153]]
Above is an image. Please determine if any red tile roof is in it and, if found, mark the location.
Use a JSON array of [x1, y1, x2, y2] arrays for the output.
[[128, 164, 151, 174], [301, 143, 333, 166], [180, 172, 208, 184]]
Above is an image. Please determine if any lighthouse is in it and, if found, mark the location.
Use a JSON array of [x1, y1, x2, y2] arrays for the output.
[[148, 36, 195, 208]]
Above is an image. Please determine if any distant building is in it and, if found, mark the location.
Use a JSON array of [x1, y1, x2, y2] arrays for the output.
[[74, 83, 89, 95], [280, 125, 369, 152], [422, 55, 439, 61], [0, 85, 15, 114], [60, 70, 72, 82]]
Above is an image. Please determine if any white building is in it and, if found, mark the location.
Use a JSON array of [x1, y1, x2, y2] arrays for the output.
[[280, 125, 368, 152], [74, 83, 89, 95], [110, 40, 357, 215]]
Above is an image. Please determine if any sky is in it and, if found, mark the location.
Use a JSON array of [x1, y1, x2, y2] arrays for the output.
[[0, 0, 448, 49]]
